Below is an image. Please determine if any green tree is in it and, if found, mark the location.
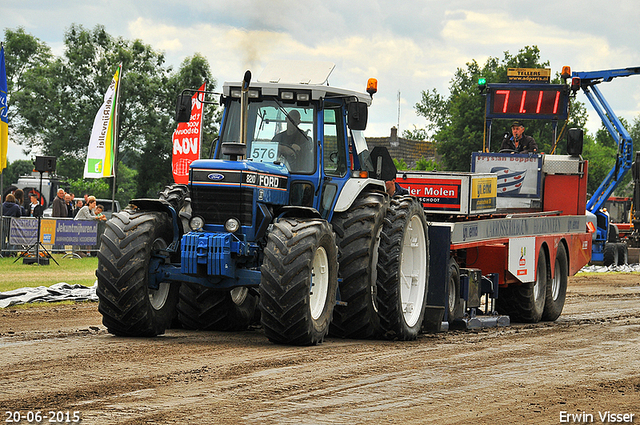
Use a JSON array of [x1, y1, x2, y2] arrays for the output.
[[2, 27, 53, 149], [67, 162, 137, 206], [415, 157, 439, 171], [413, 46, 589, 171], [401, 126, 429, 141], [5, 25, 218, 200], [1, 159, 34, 186], [67, 177, 111, 200], [393, 158, 409, 171], [586, 117, 635, 197]]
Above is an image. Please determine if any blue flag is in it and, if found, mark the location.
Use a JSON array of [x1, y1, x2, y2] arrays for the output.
[[0, 44, 8, 171]]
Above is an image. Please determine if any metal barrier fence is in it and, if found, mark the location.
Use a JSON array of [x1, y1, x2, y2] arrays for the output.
[[0, 216, 107, 258]]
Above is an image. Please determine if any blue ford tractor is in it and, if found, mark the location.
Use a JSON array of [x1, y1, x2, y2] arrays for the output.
[[96, 62, 429, 345]]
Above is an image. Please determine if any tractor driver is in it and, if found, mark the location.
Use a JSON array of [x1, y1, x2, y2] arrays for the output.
[[500, 121, 538, 153], [272, 109, 313, 172]]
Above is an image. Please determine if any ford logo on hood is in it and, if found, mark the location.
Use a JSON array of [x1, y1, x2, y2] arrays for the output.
[[207, 173, 225, 181]]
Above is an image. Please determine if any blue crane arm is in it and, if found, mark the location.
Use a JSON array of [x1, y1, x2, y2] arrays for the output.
[[573, 67, 640, 83], [572, 67, 639, 213]]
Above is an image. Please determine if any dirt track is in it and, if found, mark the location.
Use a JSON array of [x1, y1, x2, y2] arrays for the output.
[[1, 273, 639, 425]]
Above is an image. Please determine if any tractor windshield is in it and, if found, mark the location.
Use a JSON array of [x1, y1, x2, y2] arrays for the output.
[[219, 100, 316, 174]]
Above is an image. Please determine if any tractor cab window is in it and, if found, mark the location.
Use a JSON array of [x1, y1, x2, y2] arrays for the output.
[[351, 130, 374, 173], [219, 100, 315, 174], [323, 106, 347, 177]]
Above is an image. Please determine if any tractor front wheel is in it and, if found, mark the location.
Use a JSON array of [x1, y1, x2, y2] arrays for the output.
[[259, 218, 338, 345], [96, 211, 179, 336]]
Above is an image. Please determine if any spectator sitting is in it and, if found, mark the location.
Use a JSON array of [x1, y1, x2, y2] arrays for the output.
[[2, 194, 22, 217], [74, 196, 98, 220]]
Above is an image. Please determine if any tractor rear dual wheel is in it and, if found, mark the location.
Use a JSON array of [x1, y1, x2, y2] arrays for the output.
[[377, 196, 429, 341], [159, 183, 191, 232], [177, 284, 258, 331], [330, 192, 388, 339]]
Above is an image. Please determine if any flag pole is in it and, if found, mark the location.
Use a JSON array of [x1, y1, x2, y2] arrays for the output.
[[110, 64, 122, 215]]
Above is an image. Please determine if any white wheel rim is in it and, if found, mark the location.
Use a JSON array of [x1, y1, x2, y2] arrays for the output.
[[230, 287, 248, 305], [552, 258, 561, 301], [149, 283, 170, 310], [448, 271, 457, 315], [310, 246, 330, 320], [399, 215, 427, 327], [149, 238, 170, 310]]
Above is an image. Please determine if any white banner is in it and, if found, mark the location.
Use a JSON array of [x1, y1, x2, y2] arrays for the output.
[[84, 65, 121, 178]]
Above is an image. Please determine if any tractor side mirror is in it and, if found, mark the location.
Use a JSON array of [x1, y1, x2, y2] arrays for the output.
[[348, 102, 368, 131], [175, 94, 193, 123], [567, 128, 584, 156]]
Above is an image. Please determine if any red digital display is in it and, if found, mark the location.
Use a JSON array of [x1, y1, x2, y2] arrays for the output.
[[493, 89, 560, 115], [486, 84, 569, 120]]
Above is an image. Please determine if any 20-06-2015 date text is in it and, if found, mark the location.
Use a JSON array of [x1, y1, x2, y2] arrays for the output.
[[5, 411, 81, 423]]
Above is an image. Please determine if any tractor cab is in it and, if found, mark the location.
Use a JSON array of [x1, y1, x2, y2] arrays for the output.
[[181, 61, 379, 229]]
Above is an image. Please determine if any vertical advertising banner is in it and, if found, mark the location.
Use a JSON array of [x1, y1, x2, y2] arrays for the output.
[[0, 44, 8, 171], [172, 83, 205, 184], [84, 65, 121, 178]]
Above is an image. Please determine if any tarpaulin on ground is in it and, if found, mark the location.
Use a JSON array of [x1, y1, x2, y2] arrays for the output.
[[0, 281, 98, 308], [578, 264, 640, 273]]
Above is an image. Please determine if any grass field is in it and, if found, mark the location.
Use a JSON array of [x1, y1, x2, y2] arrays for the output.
[[0, 255, 98, 292]]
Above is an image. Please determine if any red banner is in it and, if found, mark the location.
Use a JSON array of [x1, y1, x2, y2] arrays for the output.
[[172, 83, 205, 184]]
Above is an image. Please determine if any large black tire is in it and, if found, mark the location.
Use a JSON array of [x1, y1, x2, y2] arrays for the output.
[[603, 242, 619, 266], [177, 283, 257, 331], [158, 183, 189, 210], [542, 244, 568, 321], [616, 242, 628, 266], [96, 211, 180, 336], [330, 192, 388, 339], [377, 196, 429, 341], [497, 247, 548, 323], [2, 185, 17, 200], [607, 223, 620, 243], [159, 183, 191, 232], [446, 257, 461, 322], [259, 218, 338, 345]]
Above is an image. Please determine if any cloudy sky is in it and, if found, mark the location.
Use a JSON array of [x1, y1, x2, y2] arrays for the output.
[[3, 0, 640, 162]]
